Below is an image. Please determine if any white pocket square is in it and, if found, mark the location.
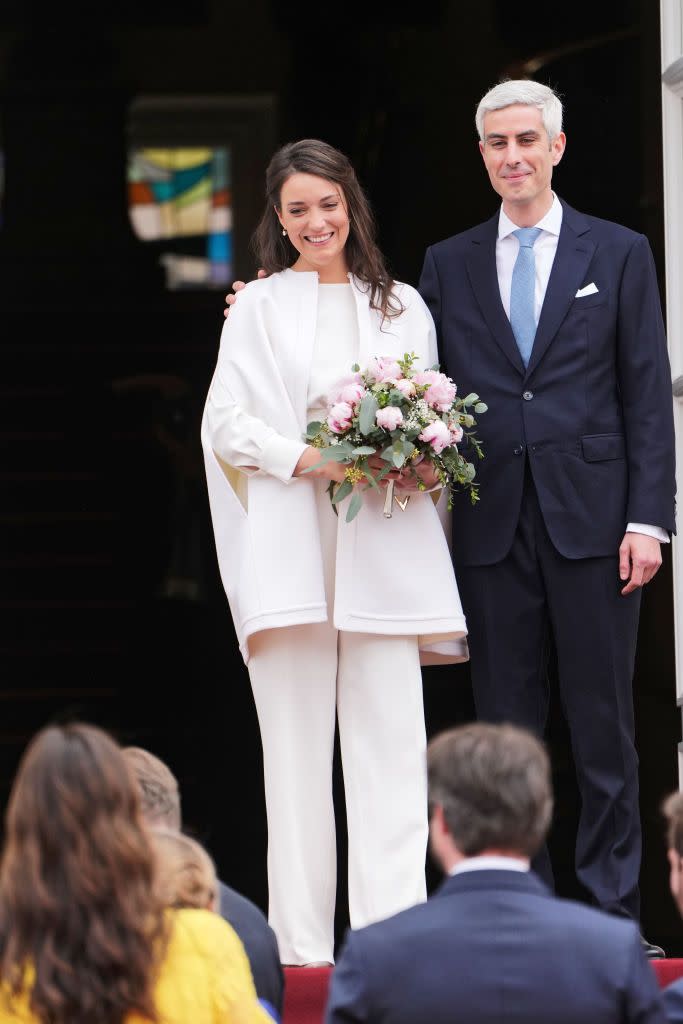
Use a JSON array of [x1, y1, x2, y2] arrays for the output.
[[575, 282, 599, 297]]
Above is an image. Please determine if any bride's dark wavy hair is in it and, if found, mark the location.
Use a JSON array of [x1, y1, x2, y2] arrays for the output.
[[253, 138, 403, 322], [0, 723, 168, 1024]]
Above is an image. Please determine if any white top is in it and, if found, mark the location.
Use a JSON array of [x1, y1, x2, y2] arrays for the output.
[[306, 283, 359, 418], [496, 194, 667, 544]]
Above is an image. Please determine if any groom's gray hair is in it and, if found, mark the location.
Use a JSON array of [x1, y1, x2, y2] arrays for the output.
[[476, 80, 563, 143]]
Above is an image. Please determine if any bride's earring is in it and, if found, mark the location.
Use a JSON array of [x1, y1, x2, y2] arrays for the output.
[[282, 228, 287, 237]]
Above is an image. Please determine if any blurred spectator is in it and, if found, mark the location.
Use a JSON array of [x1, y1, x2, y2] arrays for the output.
[[151, 828, 219, 911], [123, 745, 283, 1016], [0, 723, 271, 1024], [326, 723, 665, 1024], [659, 793, 683, 1021]]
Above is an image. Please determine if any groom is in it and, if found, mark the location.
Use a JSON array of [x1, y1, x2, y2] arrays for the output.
[[419, 79, 676, 949]]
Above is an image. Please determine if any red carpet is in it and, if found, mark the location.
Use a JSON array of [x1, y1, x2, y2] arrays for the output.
[[281, 961, 683, 1024]]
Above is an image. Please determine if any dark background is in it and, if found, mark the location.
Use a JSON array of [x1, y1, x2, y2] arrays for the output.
[[0, 0, 679, 952]]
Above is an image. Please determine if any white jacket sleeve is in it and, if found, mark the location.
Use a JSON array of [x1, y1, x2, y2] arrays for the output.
[[204, 297, 309, 485]]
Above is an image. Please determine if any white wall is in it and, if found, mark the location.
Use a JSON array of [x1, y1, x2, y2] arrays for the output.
[[660, 0, 683, 777]]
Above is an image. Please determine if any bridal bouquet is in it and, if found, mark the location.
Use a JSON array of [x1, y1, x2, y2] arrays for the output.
[[302, 352, 486, 522]]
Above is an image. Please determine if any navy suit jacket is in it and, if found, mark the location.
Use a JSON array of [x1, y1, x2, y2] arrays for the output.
[[325, 870, 665, 1024], [218, 879, 283, 1015], [418, 201, 676, 566]]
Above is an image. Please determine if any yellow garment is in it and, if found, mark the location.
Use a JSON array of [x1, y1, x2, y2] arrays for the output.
[[0, 908, 272, 1024]]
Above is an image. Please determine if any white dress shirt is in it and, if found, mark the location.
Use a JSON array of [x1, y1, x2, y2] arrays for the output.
[[496, 194, 668, 545], [449, 854, 530, 876]]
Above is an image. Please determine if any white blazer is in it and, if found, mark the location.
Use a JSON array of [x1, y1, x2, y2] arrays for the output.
[[201, 269, 468, 665]]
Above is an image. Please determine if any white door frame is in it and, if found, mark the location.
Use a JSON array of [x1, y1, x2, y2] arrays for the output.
[[660, 0, 683, 781]]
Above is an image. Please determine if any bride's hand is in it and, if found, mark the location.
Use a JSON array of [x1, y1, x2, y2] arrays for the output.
[[366, 454, 440, 492], [294, 446, 348, 483], [394, 460, 441, 492]]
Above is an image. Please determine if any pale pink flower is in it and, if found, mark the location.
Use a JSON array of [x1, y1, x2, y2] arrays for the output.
[[330, 373, 364, 403], [337, 382, 367, 407], [449, 422, 464, 444], [419, 419, 451, 454], [391, 377, 417, 398], [412, 369, 440, 387], [366, 356, 402, 383], [424, 373, 457, 412], [327, 401, 354, 434], [376, 406, 404, 431]]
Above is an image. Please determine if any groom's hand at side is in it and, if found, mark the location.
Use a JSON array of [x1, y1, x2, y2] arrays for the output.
[[619, 533, 663, 595], [224, 269, 268, 317]]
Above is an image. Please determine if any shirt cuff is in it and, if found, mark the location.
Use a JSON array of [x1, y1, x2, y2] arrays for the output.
[[260, 434, 309, 484], [626, 523, 670, 544]]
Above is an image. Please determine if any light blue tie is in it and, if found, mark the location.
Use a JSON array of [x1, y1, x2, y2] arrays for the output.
[[510, 227, 542, 367]]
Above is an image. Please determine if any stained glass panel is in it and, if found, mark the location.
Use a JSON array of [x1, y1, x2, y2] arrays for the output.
[[127, 146, 232, 290]]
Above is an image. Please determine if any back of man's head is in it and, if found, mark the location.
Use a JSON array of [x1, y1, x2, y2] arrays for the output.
[[122, 746, 182, 830], [664, 791, 683, 858], [427, 723, 553, 859]]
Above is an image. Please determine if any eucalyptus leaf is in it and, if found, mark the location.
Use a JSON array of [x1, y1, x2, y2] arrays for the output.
[[392, 451, 406, 469], [352, 445, 376, 456], [345, 491, 363, 522], [319, 446, 353, 463], [305, 421, 322, 438], [331, 479, 353, 504], [362, 469, 381, 490], [474, 403, 488, 414], [463, 393, 479, 404], [358, 394, 379, 436]]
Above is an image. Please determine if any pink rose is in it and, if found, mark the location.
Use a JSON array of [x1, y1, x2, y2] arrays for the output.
[[375, 406, 404, 431], [366, 356, 402, 383], [449, 422, 464, 443], [424, 373, 457, 412], [338, 382, 367, 407], [330, 373, 364, 404], [327, 401, 354, 434], [392, 377, 416, 398], [412, 369, 440, 387], [419, 419, 451, 454]]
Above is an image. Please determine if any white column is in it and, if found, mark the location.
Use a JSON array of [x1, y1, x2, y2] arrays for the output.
[[661, 0, 683, 781]]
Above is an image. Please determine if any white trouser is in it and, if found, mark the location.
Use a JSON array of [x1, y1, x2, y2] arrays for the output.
[[248, 483, 428, 965]]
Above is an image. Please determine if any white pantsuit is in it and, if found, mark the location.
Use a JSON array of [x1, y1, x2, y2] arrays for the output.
[[201, 270, 469, 964], [249, 482, 428, 964]]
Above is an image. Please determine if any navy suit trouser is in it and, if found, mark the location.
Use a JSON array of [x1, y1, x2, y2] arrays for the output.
[[456, 465, 642, 919]]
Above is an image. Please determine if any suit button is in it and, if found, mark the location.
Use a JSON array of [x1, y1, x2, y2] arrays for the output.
[[522, 390, 534, 401], [513, 446, 524, 455]]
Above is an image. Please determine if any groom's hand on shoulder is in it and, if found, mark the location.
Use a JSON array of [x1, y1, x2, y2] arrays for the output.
[[224, 269, 268, 318]]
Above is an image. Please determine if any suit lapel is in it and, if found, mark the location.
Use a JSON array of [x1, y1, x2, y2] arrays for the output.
[[465, 214, 526, 377], [525, 202, 595, 379]]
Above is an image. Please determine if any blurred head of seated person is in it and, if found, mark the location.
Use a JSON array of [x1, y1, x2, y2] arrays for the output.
[[122, 744, 284, 1018], [122, 745, 181, 829], [151, 828, 218, 913], [0, 723, 271, 1024], [664, 791, 683, 916], [427, 720, 553, 870], [657, 792, 683, 1022]]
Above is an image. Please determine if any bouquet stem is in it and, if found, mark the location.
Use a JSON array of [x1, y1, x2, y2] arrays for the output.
[[383, 479, 395, 519]]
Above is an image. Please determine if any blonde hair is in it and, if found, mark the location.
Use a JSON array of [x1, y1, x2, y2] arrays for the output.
[[150, 829, 218, 911]]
